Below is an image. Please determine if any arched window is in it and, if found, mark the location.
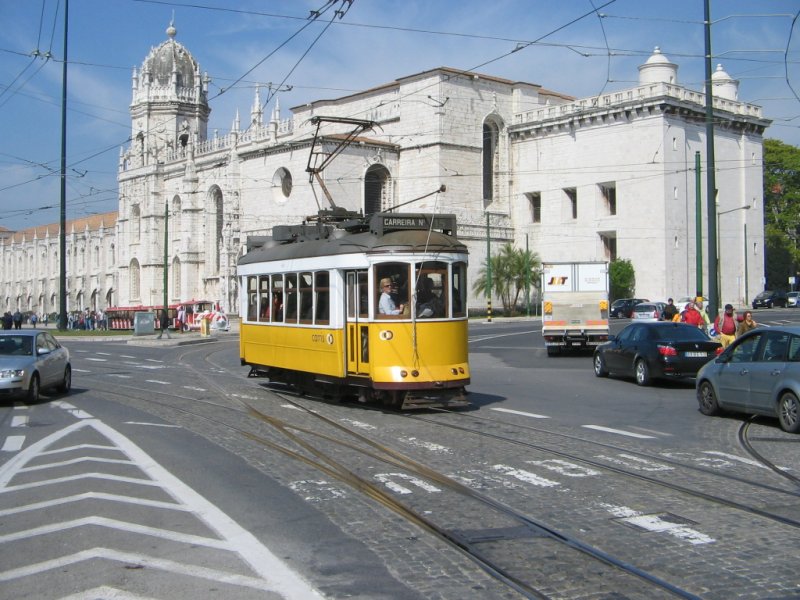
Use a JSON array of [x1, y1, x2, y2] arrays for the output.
[[129, 259, 141, 302], [272, 168, 292, 203], [172, 256, 182, 299], [131, 205, 141, 239], [364, 164, 391, 215], [172, 196, 182, 241], [207, 187, 224, 273], [482, 119, 500, 205]]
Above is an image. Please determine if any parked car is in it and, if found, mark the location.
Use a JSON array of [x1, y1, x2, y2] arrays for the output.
[[697, 326, 800, 433], [0, 330, 71, 402], [631, 302, 666, 322], [609, 298, 649, 319], [787, 292, 800, 307], [593, 321, 722, 386], [752, 290, 787, 309]]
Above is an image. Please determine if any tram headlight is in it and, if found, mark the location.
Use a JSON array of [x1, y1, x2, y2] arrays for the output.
[[411, 370, 419, 378], [379, 330, 393, 340], [400, 370, 408, 378]]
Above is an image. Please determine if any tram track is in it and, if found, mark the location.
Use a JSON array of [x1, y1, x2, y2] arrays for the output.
[[738, 418, 800, 487]]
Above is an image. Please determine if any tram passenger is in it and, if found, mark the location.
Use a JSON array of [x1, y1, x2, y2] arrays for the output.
[[416, 276, 443, 318], [378, 278, 405, 315]]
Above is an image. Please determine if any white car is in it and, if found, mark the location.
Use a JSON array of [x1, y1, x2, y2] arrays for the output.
[[0, 330, 71, 402], [788, 292, 800, 307], [631, 302, 666, 322]]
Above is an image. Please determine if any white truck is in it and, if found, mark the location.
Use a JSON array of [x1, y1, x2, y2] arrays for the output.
[[541, 262, 610, 356]]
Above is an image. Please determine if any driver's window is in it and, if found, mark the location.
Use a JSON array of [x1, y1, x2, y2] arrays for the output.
[[729, 333, 761, 363], [616, 326, 634, 342]]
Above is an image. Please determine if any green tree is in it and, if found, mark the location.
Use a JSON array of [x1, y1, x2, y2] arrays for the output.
[[763, 138, 800, 289], [609, 258, 635, 301], [472, 243, 542, 316]]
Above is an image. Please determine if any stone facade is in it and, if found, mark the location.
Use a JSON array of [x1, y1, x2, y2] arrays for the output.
[[0, 28, 770, 317], [0, 213, 117, 317]]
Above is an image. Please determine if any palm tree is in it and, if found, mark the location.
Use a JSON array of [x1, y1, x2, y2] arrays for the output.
[[472, 243, 542, 316]]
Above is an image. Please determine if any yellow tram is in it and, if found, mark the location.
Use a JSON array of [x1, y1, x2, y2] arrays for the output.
[[237, 212, 470, 409]]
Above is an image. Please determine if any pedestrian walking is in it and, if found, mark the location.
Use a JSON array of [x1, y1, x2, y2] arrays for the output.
[[714, 304, 738, 348], [736, 311, 758, 338], [12, 310, 22, 330]]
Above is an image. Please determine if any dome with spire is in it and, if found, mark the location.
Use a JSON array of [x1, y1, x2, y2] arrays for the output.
[[140, 21, 199, 90], [638, 46, 678, 85], [711, 63, 739, 101]]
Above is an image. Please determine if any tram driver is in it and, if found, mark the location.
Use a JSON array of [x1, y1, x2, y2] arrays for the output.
[[378, 278, 405, 316]]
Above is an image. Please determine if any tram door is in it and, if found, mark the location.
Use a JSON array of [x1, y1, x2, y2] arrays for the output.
[[345, 271, 370, 375]]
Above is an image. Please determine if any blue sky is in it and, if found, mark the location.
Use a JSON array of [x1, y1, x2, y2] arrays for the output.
[[1, 0, 798, 231]]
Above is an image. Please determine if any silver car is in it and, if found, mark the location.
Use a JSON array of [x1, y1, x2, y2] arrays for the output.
[[0, 330, 71, 402], [696, 325, 800, 433]]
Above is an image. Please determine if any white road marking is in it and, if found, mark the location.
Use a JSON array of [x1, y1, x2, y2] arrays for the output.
[[0, 419, 322, 597], [601, 504, 715, 545], [398, 437, 452, 454], [582, 425, 655, 439], [701, 451, 771, 469], [490, 407, 550, 419], [525, 459, 600, 477], [596, 454, 673, 472], [10, 416, 28, 428], [0, 492, 193, 517], [85, 358, 107, 362], [374, 473, 441, 494], [124, 421, 181, 428], [72, 368, 91, 373], [109, 374, 131, 378], [0, 549, 286, 592], [144, 358, 163, 363], [120, 355, 136, 358], [145, 379, 170, 385], [182, 386, 207, 392], [95, 352, 112, 356], [339, 419, 376, 430], [492, 464, 560, 487], [1, 436, 25, 452]]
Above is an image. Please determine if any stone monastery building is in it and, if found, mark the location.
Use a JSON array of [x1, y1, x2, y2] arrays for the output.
[[0, 23, 770, 317]]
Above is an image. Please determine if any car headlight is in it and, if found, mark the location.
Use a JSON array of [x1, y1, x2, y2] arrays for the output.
[[0, 370, 24, 379]]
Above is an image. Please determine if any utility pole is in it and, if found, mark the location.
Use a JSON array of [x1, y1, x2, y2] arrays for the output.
[[704, 0, 719, 317], [486, 212, 492, 323], [157, 202, 171, 339], [58, 0, 69, 330]]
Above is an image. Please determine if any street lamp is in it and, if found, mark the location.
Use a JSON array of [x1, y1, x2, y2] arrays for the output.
[[717, 204, 750, 309]]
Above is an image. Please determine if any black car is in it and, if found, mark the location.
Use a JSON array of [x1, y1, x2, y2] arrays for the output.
[[752, 290, 788, 309], [609, 298, 648, 319], [593, 322, 722, 386]]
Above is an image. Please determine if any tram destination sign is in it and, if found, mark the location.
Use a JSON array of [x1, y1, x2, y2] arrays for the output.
[[371, 213, 457, 236]]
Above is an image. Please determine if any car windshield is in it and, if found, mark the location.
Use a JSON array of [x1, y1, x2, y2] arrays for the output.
[[652, 325, 709, 341], [756, 292, 772, 298], [0, 336, 33, 356]]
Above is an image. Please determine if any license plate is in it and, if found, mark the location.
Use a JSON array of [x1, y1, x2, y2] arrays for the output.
[[685, 351, 706, 357]]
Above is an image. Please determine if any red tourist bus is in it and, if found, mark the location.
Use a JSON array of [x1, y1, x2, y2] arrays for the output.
[[105, 300, 217, 331]]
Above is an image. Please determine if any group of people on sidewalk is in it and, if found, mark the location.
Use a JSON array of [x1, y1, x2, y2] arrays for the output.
[[662, 296, 757, 348]]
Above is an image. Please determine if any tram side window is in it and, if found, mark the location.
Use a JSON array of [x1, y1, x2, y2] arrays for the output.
[[259, 275, 271, 321], [315, 271, 330, 325], [358, 271, 369, 319], [285, 273, 298, 323], [298, 272, 313, 323], [452, 261, 467, 317], [375, 263, 409, 318], [415, 262, 448, 318], [271, 276, 284, 322], [247, 276, 258, 321]]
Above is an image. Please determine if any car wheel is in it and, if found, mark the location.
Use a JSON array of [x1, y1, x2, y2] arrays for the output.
[[777, 391, 800, 433], [634, 359, 651, 386], [594, 353, 609, 377], [27, 373, 40, 403], [698, 380, 721, 416], [58, 365, 72, 394]]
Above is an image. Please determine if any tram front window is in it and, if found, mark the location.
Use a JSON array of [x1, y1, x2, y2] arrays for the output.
[[375, 263, 409, 318], [415, 262, 448, 318]]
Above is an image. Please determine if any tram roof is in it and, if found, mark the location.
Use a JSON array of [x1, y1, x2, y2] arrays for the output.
[[239, 228, 467, 266]]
